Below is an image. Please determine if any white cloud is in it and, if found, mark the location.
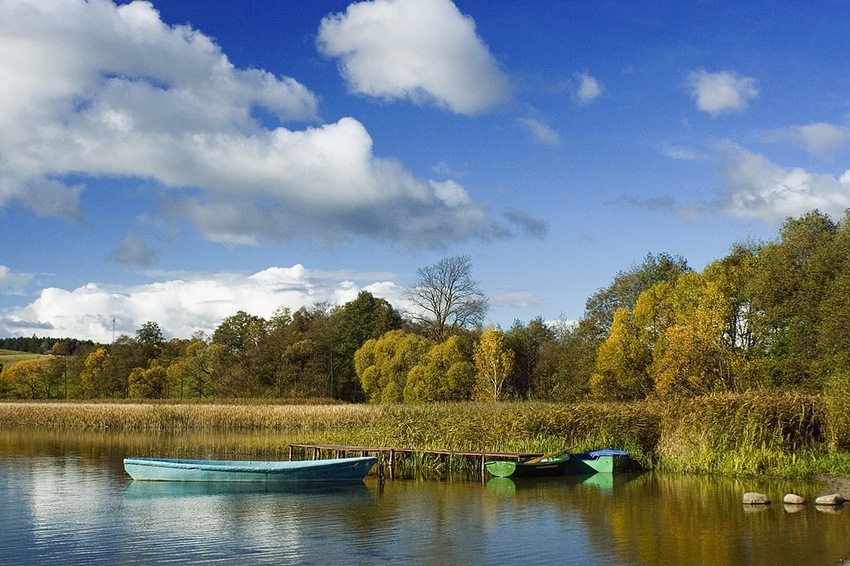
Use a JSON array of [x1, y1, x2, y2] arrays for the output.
[[0, 265, 34, 295], [688, 70, 758, 116], [0, 0, 521, 247], [716, 143, 850, 223], [762, 122, 848, 157], [317, 0, 510, 114], [575, 72, 602, 104], [517, 118, 561, 145], [0, 265, 406, 342]]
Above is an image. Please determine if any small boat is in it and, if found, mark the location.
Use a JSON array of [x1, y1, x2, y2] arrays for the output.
[[123, 456, 377, 483], [485, 449, 630, 478]]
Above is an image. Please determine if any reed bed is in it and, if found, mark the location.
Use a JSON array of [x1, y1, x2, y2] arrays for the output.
[[655, 391, 827, 475], [1, 392, 847, 478], [0, 401, 377, 432]]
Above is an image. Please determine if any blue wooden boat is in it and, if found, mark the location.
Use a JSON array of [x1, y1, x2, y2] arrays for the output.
[[123, 456, 377, 482]]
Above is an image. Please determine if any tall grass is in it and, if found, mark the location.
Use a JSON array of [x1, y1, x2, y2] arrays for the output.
[[1, 392, 846, 478], [824, 371, 850, 451], [655, 391, 825, 475]]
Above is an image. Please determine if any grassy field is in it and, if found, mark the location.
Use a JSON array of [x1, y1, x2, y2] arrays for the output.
[[0, 349, 43, 367], [2, 392, 848, 478]]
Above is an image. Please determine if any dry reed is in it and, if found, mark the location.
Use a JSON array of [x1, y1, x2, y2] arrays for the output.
[[1, 392, 846, 477]]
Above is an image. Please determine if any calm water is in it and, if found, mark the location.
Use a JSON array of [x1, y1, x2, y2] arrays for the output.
[[2, 428, 849, 565]]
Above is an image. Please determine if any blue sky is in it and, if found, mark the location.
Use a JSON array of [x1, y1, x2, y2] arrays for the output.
[[1, 0, 849, 342]]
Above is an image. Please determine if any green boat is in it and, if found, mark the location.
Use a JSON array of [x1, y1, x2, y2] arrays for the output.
[[485, 449, 630, 478]]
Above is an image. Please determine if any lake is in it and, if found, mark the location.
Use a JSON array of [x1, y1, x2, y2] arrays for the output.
[[1, 428, 849, 565]]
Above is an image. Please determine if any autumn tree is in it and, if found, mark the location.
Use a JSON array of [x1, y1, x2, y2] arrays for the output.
[[474, 326, 514, 401], [166, 337, 215, 398], [404, 255, 488, 341], [582, 252, 690, 342], [404, 335, 476, 402], [128, 363, 168, 398], [0, 357, 64, 399], [589, 308, 653, 400], [354, 330, 432, 403], [649, 273, 736, 396]]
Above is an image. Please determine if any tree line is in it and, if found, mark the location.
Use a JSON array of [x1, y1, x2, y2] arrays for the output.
[[2, 211, 850, 404]]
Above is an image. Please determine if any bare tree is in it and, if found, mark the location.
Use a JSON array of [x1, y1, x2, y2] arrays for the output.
[[404, 255, 488, 341]]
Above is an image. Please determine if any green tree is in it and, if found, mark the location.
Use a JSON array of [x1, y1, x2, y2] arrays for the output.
[[333, 291, 403, 401], [212, 311, 268, 359], [749, 210, 839, 389], [211, 311, 268, 397], [136, 321, 165, 362], [404, 255, 488, 341], [534, 317, 594, 401], [504, 317, 556, 399]]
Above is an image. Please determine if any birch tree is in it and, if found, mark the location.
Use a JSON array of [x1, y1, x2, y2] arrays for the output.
[[474, 326, 514, 401]]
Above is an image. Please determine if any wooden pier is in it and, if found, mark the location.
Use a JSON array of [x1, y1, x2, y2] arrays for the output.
[[288, 443, 542, 480]]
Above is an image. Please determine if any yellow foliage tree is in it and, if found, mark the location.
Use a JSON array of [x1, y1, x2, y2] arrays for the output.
[[1, 358, 63, 399], [650, 272, 735, 396], [474, 326, 514, 401], [590, 308, 653, 400], [404, 335, 475, 402], [354, 330, 432, 403]]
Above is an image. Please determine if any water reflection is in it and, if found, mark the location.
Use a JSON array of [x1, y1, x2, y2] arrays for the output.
[[1, 427, 849, 565], [123, 479, 375, 499]]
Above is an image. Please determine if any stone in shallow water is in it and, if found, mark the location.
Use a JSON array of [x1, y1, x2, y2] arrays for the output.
[[814, 493, 846, 506], [783, 493, 805, 505], [743, 492, 770, 505]]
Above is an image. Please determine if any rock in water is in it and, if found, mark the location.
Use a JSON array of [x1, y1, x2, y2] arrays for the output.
[[814, 493, 847, 506], [783, 493, 805, 505], [743, 492, 770, 505]]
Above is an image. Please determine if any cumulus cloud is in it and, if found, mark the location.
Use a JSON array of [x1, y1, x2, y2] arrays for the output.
[[517, 118, 561, 145], [0, 265, 405, 342], [716, 142, 850, 223], [574, 72, 602, 104], [762, 122, 848, 158], [0, 0, 522, 248], [317, 0, 510, 114], [688, 70, 758, 116]]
